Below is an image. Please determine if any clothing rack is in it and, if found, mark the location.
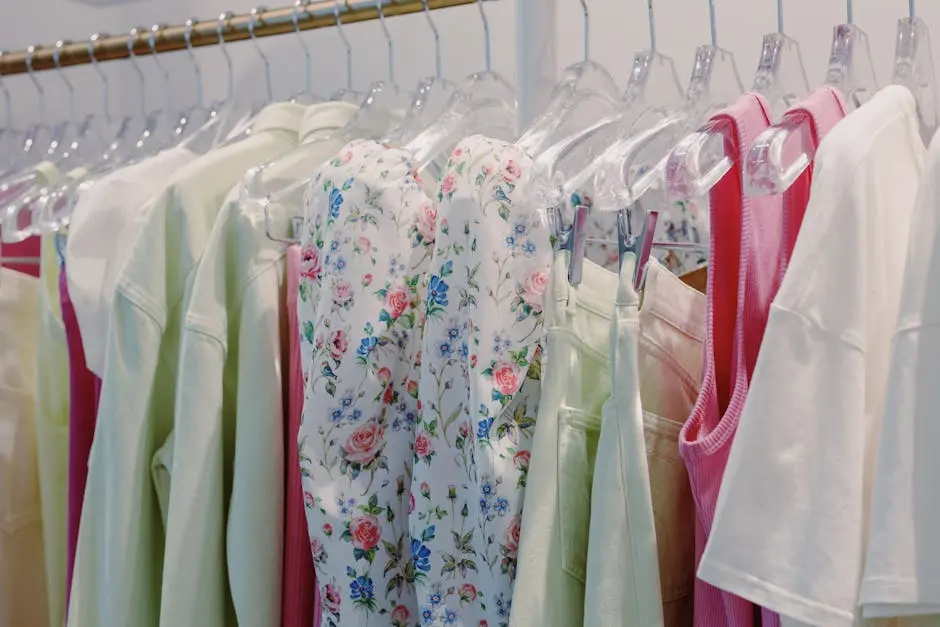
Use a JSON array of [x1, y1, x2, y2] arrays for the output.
[[0, 0, 495, 76]]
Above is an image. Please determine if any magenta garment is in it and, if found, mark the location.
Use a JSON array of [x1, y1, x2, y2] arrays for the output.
[[0, 233, 40, 277], [60, 266, 102, 606], [283, 245, 320, 627], [678, 93, 780, 627], [678, 89, 848, 627]]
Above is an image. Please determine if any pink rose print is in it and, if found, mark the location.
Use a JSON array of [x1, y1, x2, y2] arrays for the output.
[[441, 172, 457, 197], [492, 362, 520, 396], [362, 273, 373, 287], [303, 491, 315, 509], [310, 538, 325, 562], [479, 621, 489, 627], [504, 159, 522, 182], [340, 150, 353, 165], [384, 286, 410, 320], [355, 236, 371, 254], [392, 605, 410, 623], [350, 514, 382, 551], [420, 481, 430, 499], [522, 268, 549, 311], [332, 279, 353, 306], [322, 523, 333, 537], [300, 243, 322, 282], [416, 201, 438, 241], [451, 146, 463, 158], [328, 330, 349, 360], [324, 583, 341, 614], [409, 492, 415, 513], [407, 379, 419, 398], [513, 450, 531, 470], [342, 420, 386, 466], [459, 583, 478, 602], [459, 422, 471, 438], [414, 432, 433, 459], [505, 515, 522, 558], [377, 366, 392, 386]]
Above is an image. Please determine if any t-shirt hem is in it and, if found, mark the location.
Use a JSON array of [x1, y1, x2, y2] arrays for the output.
[[860, 576, 940, 616], [697, 558, 855, 627]]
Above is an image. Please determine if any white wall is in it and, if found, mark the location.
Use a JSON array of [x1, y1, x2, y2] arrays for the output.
[[0, 0, 937, 126]]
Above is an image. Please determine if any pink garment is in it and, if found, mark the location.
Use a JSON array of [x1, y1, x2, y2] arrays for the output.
[[779, 87, 848, 276], [283, 245, 320, 627], [0, 234, 40, 277], [679, 89, 847, 627], [59, 266, 102, 606]]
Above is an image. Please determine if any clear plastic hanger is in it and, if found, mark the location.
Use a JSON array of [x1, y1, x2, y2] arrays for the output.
[[242, 0, 412, 243], [2, 46, 57, 176], [752, 0, 809, 115], [515, 0, 621, 158], [209, 12, 261, 144], [892, 0, 937, 142], [329, 0, 364, 104], [659, 0, 746, 203], [385, 0, 456, 146], [402, 0, 516, 174], [148, 24, 199, 146], [570, 0, 739, 286], [825, 0, 878, 109], [0, 61, 23, 173], [336, 1, 413, 142], [288, 1, 325, 105], [531, 0, 684, 213]]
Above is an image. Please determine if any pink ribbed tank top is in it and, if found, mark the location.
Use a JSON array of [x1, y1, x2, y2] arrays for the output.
[[679, 88, 847, 627]]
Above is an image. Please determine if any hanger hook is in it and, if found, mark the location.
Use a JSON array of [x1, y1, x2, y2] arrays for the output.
[[148, 24, 173, 111], [580, 0, 589, 62], [216, 12, 235, 100], [334, 1, 354, 92], [293, 1, 312, 95], [249, 7, 274, 102], [708, 0, 717, 47], [909, 0, 915, 19], [478, 0, 492, 72], [127, 28, 147, 117], [375, 1, 395, 84], [0, 52, 13, 129], [846, 0, 853, 24], [184, 19, 204, 108], [53, 40, 76, 123], [646, 0, 657, 52], [421, 0, 442, 80], [25, 45, 46, 124], [777, 0, 784, 33], [88, 33, 111, 122]]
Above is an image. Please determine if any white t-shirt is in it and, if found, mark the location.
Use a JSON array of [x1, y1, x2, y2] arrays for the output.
[[65, 145, 196, 377], [859, 128, 940, 620], [696, 85, 926, 627]]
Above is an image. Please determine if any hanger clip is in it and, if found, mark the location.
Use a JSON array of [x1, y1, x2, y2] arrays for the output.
[[618, 202, 658, 290]]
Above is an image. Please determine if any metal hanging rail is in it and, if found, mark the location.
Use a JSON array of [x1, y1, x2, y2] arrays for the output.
[[0, 0, 491, 76]]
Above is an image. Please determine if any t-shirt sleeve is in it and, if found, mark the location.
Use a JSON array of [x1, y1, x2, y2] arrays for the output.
[[860, 326, 940, 618], [697, 304, 867, 627]]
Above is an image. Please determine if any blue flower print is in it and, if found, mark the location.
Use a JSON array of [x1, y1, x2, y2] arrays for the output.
[[411, 538, 432, 573], [330, 408, 343, 423], [429, 591, 443, 606], [444, 609, 458, 624], [350, 575, 375, 601], [437, 341, 453, 358], [421, 608, 433, 624], [495, 497, 509, 514], [481, 481, 494, 497], [477, 417, 494, 440], [328, 187, 343, 219], [356, 336, 378, 359], [427, 275, 450, 307]]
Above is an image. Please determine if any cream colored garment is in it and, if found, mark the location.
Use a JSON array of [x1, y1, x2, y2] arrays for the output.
[[585, 257, 703, 627], [511, 253, 616, 627], [68, 102, 304, 627], [34, 235, 70, 627], [158, 101, 356, 627], [0, 267, 49, 627]]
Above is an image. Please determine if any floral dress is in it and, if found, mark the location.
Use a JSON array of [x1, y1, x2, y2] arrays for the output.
[[297, 139, 435, 627], [410, 136, 552, 627]]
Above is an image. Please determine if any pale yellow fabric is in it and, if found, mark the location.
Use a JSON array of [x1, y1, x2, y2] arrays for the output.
[[34, 235, 70, 627], [67, 102, 305, 627], [0, 267, 49, 627], [158, 102, 356, 627]]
